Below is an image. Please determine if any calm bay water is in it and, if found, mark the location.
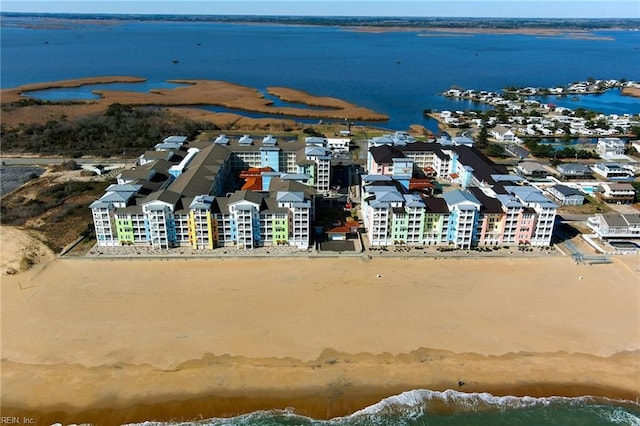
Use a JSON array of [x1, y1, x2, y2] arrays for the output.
[[1, 17, 639, 131], [3, 17, 640, 425]]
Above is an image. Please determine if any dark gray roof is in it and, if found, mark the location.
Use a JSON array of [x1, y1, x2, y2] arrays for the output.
[[399, 142, 446, 159], [557, 163, 592, 173], [211, 196, 229, 214], [450, 145, 508, 185], [550, 184, 583, 197], [601, 213, 633, 227], [268, 176, 316, 197], [116, 204, 144, 214], [167, 144, 230, 197], [143, 189, 182, 206], [423, 197, 449, 213], [120, 159, 170, 181], [228, 190, 267, 206], [624, 214, 640, 225], [468, 187, 504, 214], [369, 145, 405, 164], [262, 197, 289, 214]]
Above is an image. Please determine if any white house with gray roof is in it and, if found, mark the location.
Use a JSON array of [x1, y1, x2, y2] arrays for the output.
[[556, 163, 593, 180], [587, 213, 640, 239], [591, 163, 634, 180], [596, 137, 626, 157], [546, 184, 585, 206]]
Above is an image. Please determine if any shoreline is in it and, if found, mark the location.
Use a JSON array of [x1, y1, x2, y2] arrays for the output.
[[0, 77, 388, 128], [352, 26, 615, 40], [2, 350, 638, 425], [2, 254, 638, 424], [623, 86, 640, 98], [3, 14, 635, 36]]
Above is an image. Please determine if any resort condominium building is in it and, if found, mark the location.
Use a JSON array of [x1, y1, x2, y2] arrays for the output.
[[361, 140, 558, 247], [91, 134, 324, 250]]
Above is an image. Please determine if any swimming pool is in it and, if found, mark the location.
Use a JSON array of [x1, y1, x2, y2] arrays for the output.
[[608, 241, 640, 250]]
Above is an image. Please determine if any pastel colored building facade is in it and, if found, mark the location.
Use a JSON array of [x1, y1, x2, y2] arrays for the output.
[[361, 142, 558, 248], [91, 135, 324, 250]]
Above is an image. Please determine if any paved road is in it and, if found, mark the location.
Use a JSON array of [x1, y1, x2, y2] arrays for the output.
[[0, 157, 134, 166]]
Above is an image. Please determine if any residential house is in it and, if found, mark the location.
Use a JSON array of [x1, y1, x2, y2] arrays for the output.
[[490, 125, 517, 142], [515, 161, 548, 179], [591, 163, 634, 180], [587, 213, 640, 239], [556, 163, 593, 180], [597, 182, 636, 204], [546, 184, 585, 206], [596, 137, 626, 157]]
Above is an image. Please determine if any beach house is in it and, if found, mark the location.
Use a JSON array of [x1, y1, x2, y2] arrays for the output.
[[515, 161, 548, 179], [596, 137, 626, 157], [591, 163, 635, 181], [546, 184, 585, 206], [556, 163, 593, 180], [490, 125, 517, 142], [587, 213, 640, 239], [597, 182, 636, 205]]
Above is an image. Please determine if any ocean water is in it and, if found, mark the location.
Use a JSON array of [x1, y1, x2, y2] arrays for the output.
[[120, 390, 640, 426], [1, 17, 639, 131]]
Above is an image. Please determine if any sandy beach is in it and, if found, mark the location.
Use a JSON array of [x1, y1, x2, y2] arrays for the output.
[[1, 238, 639, 424], [623, 86, 640, 98]]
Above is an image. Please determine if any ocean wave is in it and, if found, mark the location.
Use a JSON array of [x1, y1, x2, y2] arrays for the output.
[[345, 389, 640, 425], [353, 388, 639, 413], [602, 407, 640, 426], [121, 390, 640, 426], [122, 408, 318, 426]]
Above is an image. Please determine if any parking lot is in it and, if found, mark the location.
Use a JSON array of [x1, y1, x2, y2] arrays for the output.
[[319, 240, 357, 252], [0, 165, 45, 197]]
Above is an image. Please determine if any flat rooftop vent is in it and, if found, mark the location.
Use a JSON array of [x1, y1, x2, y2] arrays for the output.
[[262, 135, 277, 146], [238, 135, 254, 146], [213, 134, 230, 145]]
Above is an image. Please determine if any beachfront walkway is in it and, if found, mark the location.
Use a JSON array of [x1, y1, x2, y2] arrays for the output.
[[85, 242, 561, 260]]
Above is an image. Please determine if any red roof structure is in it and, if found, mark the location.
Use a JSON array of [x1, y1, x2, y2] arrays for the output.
[[409, 178, 434, 190], [239, 166, 274, 191], [327, 225, 351, 234]]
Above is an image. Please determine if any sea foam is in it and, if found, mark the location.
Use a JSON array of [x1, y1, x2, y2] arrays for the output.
[[121, 389, 640, 426]]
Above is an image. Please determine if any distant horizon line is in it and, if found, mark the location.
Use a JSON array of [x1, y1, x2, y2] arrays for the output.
[[2, 12, 639, 21]]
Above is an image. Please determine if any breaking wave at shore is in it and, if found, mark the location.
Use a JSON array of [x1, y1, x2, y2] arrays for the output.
[[122, 390, 640, 426]]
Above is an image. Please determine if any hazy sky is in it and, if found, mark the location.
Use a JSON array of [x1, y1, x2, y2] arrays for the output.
[[1, 0, 638, 18]]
